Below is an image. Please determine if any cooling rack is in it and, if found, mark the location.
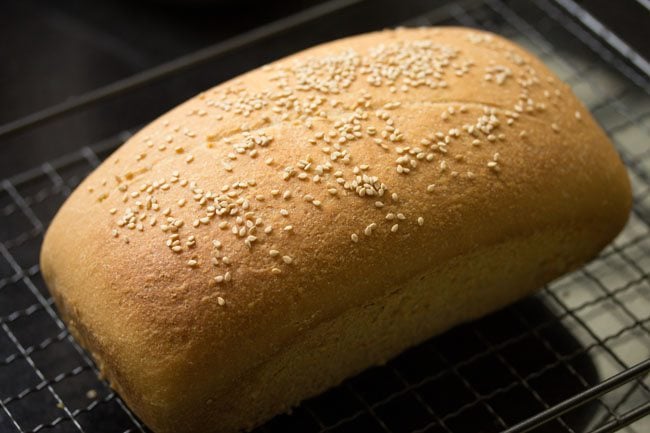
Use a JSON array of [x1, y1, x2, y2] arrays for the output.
[[1, 0, 649, 432]]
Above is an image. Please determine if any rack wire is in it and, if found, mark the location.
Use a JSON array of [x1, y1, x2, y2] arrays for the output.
[[1, 0, 649, 432]]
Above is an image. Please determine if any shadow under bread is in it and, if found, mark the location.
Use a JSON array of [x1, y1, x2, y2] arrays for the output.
[[260, 297, 600, 433]]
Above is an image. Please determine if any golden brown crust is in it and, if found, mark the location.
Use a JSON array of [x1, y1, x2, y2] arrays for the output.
[[40, 27, 631, 433]]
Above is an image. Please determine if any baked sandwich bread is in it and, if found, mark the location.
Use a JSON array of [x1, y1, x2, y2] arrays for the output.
[[40, 27, 631, 433]]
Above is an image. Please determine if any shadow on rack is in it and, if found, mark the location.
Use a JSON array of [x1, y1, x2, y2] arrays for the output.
[[259, 298, 601, 433]]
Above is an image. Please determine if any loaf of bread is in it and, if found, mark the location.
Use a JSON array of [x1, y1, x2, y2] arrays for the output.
[[41, 27, 631, 433]]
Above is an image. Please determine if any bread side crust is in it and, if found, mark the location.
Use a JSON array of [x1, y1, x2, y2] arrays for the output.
[[46, 220, 616, 433]]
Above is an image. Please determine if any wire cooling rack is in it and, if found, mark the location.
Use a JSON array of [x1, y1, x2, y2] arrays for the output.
[[1, 0, 649, 432]]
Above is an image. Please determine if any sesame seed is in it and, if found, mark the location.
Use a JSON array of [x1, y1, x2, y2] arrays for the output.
[[271, 267, 282, 275], [364, 223, 377, 236], [351, 233, 359, 243], [575, 111, 582, 120], [280, 209, 289, 216], [217, 297, 226, 306], [245, 235, 257, 248], [224, 272, 232, 282], [215, 275, 224, 283], [187, 259, 198, 268], [427, 184, 435, 193], [391, 224, 399, 233], [269, 249, 280, 257], [417, 217, 424, 226], [397, 213, 406, 220], [282, 255, 293, 264], [283, 225, 293, 232]]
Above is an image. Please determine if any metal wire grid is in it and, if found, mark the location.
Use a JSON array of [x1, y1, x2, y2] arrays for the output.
[[0, 0, 648, 432]]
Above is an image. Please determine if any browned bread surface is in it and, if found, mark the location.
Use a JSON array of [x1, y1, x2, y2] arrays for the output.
[[40, 27, 631, 433]]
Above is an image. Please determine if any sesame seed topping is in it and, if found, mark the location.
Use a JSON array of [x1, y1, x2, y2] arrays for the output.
[[187, 259, 198, 268], [245, 235, 257, 248], [282, 255, 293, 264], [104, 33, 553, 274], [364, 223, 377, 236], [217, 297, 226, 306]]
